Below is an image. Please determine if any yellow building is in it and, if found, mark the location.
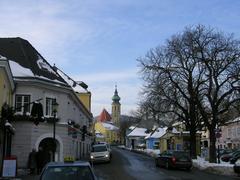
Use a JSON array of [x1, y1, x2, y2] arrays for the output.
[[159, 129, 201, 155], [0, 56, 14, 171], [0, 57, 14, 107], [76, 91, 91, 112], [94, 86, 121, 144], [95, 121, 119, 144]]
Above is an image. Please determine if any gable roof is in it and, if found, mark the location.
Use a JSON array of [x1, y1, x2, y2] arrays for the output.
[[145, 127, 167, 139], [127, 127, 149, 137], [98, 109, 112, 122], [0, 37, 67, 85]]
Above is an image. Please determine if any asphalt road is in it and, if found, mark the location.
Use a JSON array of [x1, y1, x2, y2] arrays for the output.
[[93, 147, 240, 180]]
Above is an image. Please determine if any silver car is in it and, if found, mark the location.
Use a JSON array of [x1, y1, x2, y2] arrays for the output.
[[90, 144, 111, 163]]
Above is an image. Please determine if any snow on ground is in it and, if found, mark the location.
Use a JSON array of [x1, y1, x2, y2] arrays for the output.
[[118, 145, 236, 176], [192, 156, 235, 176]]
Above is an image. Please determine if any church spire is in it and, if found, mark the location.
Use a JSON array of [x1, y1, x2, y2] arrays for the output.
[[112, 85, 121, 103]]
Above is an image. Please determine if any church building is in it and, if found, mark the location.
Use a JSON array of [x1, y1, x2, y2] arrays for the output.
[[94, 86, 121, 144]]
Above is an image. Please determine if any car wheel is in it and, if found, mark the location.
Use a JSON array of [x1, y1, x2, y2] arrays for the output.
[[155, 159, 159, 167]]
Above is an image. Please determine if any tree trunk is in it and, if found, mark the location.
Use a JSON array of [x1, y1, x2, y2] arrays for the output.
[[189, 129, 197, 159], [209, 127, 217, 163]]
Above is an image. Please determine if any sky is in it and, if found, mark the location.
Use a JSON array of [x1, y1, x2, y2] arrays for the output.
[[1, 0, 240, 116]]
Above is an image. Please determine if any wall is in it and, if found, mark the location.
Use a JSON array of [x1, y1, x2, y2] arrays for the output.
[[76, 92, 91, 112]]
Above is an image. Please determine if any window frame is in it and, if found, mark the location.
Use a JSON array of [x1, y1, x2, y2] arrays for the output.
[[15, 94, 31, 114], [45, 97, 57, 117]]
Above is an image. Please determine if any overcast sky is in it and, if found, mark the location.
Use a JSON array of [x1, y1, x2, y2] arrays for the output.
[[1, 0, 240, 116]]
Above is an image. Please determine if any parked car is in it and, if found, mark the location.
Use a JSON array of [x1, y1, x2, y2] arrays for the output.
[[90, 144, 111, 163], [217, 149, 233, 157], [221, 150, 240, 162], [234, 158, 240, 174], [40, 160, 97, 180], [155, 150, 192, 171], [230, 151, 240, 164]]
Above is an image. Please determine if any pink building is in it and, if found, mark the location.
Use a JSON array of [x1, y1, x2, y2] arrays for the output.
[[218, 117, 240, 150]]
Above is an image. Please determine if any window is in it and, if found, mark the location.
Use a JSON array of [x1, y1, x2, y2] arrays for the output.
[[45, 98, 56, 116], [15, 95, 30, 114], [237, 127, 240, 137], [228, 128, 232, 138], [232, 127, 236, 137]]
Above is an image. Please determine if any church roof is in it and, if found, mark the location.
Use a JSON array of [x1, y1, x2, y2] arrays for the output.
[[112, 86, 120, 103], [98, 108, 112, 122]]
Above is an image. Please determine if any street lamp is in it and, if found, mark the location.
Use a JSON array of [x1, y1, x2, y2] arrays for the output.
[[52, 99, 59, 162]]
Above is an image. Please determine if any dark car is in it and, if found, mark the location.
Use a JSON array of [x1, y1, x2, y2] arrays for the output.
[[234, 158, 240, 174], [221, 150, 240, 163], [155, 150, 192, 171], [230, 151, 240, 164], [40, 160, 97, 180]]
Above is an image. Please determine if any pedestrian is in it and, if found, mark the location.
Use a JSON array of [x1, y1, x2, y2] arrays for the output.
[[36, 147, 45, 174], [27, 148, 37, 174]]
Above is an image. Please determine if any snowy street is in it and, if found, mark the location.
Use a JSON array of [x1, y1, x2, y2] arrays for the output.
[[93, 147, 239, 180]]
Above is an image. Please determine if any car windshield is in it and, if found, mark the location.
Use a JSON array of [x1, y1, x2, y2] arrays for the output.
[[92, 145, 107, 152], [41, 166, 94, 180]]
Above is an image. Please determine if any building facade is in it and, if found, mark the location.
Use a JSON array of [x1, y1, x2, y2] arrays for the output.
[[0, 38, 93, 168]]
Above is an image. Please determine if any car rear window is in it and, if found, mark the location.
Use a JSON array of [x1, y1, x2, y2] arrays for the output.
[[173, 151, 190, 159], [41, 166, 94, 180], [92, 145, 107, 152]]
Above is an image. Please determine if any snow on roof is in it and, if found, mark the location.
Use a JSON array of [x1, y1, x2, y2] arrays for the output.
[[127, 127, 149, 137], [145, 127, 167, 139], [227, 116, 240, 124], [9, 60, 34, 77], [56, 69, 87, 93], [0, 54, 7, 60], [36, 55, 57, 75], [95, 131, 105, 138], [0, 38, 67, 85], [102, 122, 119, 131], [129, 126, 136, 130]]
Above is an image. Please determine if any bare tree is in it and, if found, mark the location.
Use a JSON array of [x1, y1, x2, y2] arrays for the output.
[[138, 25, 240, 161], [191, 26, 240, 162]]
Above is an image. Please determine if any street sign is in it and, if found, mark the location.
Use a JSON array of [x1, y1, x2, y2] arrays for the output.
[[2, 156, 17, 178]]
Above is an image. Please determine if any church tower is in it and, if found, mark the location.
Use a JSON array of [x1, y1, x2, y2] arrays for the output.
[[111, 85, 121, 127]]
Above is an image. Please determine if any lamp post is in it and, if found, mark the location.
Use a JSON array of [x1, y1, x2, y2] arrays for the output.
[[52, 100, 58, 162]]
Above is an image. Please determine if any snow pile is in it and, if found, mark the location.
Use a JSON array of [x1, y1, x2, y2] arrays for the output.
[[143, 149, 160, 157], [127, 127, 149, 137], [192, 156, 235, 176]]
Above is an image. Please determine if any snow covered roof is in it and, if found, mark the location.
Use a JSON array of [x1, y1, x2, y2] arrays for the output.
[[0, 38, 68, 85], [226, 116, 240, 124], [0, 54, 7, 60], [145, 127, 167, 139], [102, 122, 119, 131], [95, 131, 105, 138], [56, 68, 88, 93], [127, 127, 149, 137]]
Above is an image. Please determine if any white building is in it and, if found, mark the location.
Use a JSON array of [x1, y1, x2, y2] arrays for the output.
[[0, 38, 93, 168]]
